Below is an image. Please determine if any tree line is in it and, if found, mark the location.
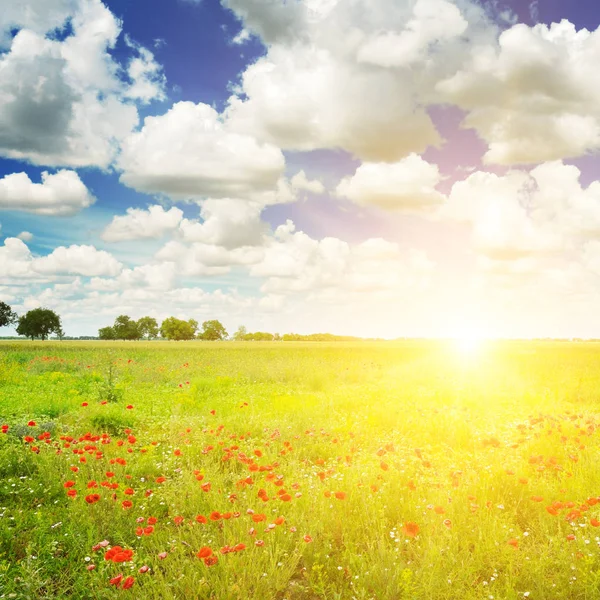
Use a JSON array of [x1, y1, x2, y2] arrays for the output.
[[98, 315, 228, 341]]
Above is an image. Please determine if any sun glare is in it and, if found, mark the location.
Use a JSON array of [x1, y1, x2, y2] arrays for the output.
[[451, 328, 486, 356]]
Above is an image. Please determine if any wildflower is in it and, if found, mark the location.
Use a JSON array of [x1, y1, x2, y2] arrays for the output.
[[507, 539, 519, 548], [591, 519, 600, 527], [173, 516, 184, 525], [158, 552, 168, 560], [255, 539, 265, 547], [138, 566, 150, 574], [28, 421, 36, 427], [334, 491, 346, 500], [85, 494, 100, 504], [122, 576, 135, 590], [109, 574, 123, 587], [443, 519, 452, 529], [303, 534, 313, 543], [147, 517, 158, 525], [210, 511, 221, 521], [64, 481, 76, 488], [122, 500, 133, 509], [196, 515, 207, 524], [67, 489, 77, 498], [403, 522, 420, 538], [204, 556, 218, 566], [126, 405, 134, 410], [155, 477, 166, 484], [566, 534, 576, 541]]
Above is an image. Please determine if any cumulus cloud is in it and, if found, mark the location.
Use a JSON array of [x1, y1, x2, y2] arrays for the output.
[[0, 0, 164, 168], [0, 170, 95, 215], [250, 220, 434, 296], [118, 102, 286, 200], [123, 35, 167, 104], [442, 161, 600, 265], [33, 245, 123, 276], [291, 171, 325, 195], [437, 20, 600, 164], [223, 0, 494, 162], [336, 154, 445, 212], [179, 200, 267, 249], [102, 205, 183, 242]]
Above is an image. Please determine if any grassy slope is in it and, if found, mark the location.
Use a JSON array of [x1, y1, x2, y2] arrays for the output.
[[1, 340, 600, 599]]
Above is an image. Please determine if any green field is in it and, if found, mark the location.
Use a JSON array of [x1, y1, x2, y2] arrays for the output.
[[2, 340, 600, 599]]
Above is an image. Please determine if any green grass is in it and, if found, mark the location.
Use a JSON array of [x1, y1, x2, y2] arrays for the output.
[[1, 340, 600, 599]]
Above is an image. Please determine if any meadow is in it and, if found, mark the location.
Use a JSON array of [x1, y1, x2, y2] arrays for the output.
[[1, 340, 600, 599]]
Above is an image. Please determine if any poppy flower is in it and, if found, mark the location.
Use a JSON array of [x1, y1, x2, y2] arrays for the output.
[[255, 539, 265, 547], [530, 496, 544, 502], [210, 511, 221, 521], [443, 519, 452, 529], [138, 566, 150, 574], [122, 500, 133, 509], [434, 506, 445, 514], [252, 513, 266, 523], [591, 519, 600, 527], [143, 526, 154, 535], [126, 405, 134, 410], [158, 552, 168, 560], [403, 522, 420, 538], [1, 425, 8, 433], [280, 493, 292, 502], [109, 574, 123, 587], [334, 491, 346, 500], [147, 516, 157, 525], [85, 494, 100, 504], [67, 489, 77, 498], [195, 515, 207, 524], [155, 477, 166, 484], [204, 556, 218, 566], [122, 576, 135, 590], [274, 517, 285, 525], [566, 534, 576, 541], [173, 516, 184, 525], [546, 506, 559, 516], [27, 421, 36, 427], [303, 535, 313, 543], [64, 481, 76, 488], [197, 547, 213, 559], [507, 538, 519, 548], [380, 462, 389, 471]]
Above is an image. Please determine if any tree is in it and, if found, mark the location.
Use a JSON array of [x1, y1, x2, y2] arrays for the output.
[[16, 308, 62, 341], [0, 302, 18, 328], [199, 320, 228, 341], [160, 317, 198, 341], [112, 315, 141, 340], [233, 325, 247, 341], [98, 326, 116, 340], [137, 316, 159, 340]]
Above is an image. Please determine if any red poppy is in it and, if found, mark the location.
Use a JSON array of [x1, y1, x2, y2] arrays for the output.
[[403, 522, 420, 538], [204, 556, 218, 566], [27, 421, 36, 427], [530, 496, 544, 502], [155, 477, 166, 484], [197, 547, 213, 559], [85, 494, 100, 504], [566, 534, 576, 541], [334, 491, 346, 500], [303, 534, 313, 543], [507, 538, 519, 548], [67, 489, 77, 498], [147, 516, 157, 525], [210, 511, 221, 521], [591, 519, 600, 527], [63, 481, 76, 488], [122, 500, 133, 509], [173, 516, 184, 525], [280, 493, 292, 502], [109, 574, 123, 587], [195, 515, 207, 524]]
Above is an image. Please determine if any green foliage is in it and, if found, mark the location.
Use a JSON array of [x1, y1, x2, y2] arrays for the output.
[[98, 326, 116, 340], [137, 316, 159, 339], [0, 301, 18, 328], [198, 319, 228, 341], [16, 308, 62, 340], [160, 316, 198, 340], [113, 315, 141, 340]]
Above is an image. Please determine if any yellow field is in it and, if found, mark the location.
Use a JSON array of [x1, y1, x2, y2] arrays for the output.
[[1, 340, 600, 599]]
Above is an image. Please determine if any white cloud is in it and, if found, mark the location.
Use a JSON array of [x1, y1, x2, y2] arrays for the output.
[[0, 170, 95, 215], [102, 205, 183, 242], [118, 102, 286, 200], [0, 0, 164, 169], [0, 238, 35, 279], [437, 20, 600, 164], [17, 232, 33, 242], [223, 0, 494, 162], [123, 35, 167, 104], [291, 171, 325, 195], [179, 200, 267, 249], [336, 155, 445, 212], [33, 245, 123, 277]]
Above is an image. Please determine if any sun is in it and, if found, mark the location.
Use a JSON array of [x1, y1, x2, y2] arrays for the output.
[[450, 326, 486, 356]]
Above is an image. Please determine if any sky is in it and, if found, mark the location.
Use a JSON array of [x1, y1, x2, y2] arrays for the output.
[[2, 0, 600, 339]]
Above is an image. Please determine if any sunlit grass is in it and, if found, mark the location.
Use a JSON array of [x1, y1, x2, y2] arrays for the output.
[[1, 340, 600, 598]]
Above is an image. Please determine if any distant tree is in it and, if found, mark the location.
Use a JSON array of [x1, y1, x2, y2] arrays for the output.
[[199, 320, 228, 341], [137, 316, 159, 340], [112, 315, 141, 340], [160, 317, 198, 341], [16, 308, 62, 341], [233, 325, 247, 341], [273, 333, 281, 341], [0, 302, 18, 328], [98, 326, 116, 340], [55, 326, 66, 341]]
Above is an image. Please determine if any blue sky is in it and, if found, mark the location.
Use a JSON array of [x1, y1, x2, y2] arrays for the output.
[[2, 0, 600, 339]]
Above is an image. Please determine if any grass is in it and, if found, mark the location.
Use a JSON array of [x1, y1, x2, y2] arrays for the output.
[[1, 340, 600, 599]]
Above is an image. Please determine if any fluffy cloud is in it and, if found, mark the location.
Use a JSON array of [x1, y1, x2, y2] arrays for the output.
[[179, 200, 267, 249], [118, 102, 285, 200], [0, 238, 35, 279], [336, 154, 444, 212], [102, 205, 183, 242], [0, 0, 164, 168], [291, 171, 325, 195], [442, 161, 600, 269], [223, 0, 494, 162], [0, 170, 95, 215], [250, 220, 434, 296], [437, 20, 600, 164], [123, 35, 167, 104], [33, 245, 123, 276]]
